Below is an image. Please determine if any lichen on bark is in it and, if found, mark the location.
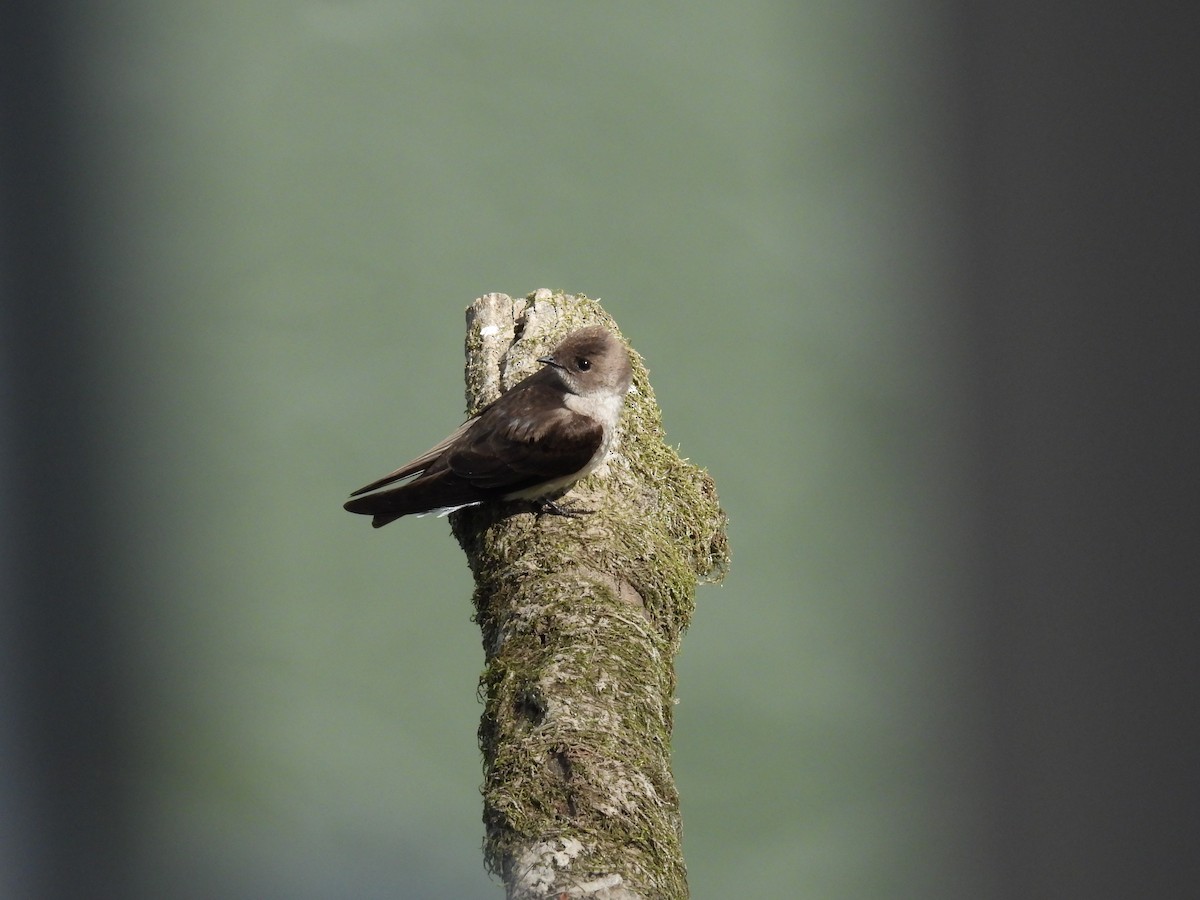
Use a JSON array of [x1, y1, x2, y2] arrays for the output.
[[450, 290, 728, 900]]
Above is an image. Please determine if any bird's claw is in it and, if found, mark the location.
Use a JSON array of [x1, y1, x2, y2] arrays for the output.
[[538, 499, 593, 518]]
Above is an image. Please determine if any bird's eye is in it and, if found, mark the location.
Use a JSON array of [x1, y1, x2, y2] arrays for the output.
[[576, 357, 591, 371]]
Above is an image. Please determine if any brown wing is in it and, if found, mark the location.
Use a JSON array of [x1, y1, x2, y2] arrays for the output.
[[446, 381, 603, 492], [346, 367, 601, 504], [347, 417, 477, 497]]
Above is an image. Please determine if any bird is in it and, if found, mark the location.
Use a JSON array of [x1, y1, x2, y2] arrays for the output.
[[343, 325, 633, 528]]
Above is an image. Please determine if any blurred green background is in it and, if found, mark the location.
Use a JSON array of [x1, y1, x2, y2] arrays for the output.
[[68, 2, 982, 897]]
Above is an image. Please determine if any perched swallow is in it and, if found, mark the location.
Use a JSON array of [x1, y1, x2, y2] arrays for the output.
[[344, 325, 633, 527]]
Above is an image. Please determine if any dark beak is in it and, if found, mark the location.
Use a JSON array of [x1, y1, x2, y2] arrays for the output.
[[537, 355, 564, 369]]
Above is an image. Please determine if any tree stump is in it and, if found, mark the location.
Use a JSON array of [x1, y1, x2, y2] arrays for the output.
[[451, 290, 729, 899]]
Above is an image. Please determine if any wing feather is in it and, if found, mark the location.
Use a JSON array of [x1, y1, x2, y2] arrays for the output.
[[347, 417, 477, 496], [446, 380, 602, 491], [347, 368, 603, 503]]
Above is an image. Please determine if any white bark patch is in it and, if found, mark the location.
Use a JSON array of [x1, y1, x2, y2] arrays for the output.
[[510, 836, 641, 898]]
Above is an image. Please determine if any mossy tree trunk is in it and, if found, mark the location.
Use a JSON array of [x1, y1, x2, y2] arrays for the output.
[[450, 290, 729, 900]]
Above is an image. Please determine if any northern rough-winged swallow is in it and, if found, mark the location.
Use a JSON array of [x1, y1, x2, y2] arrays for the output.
[[343, 325, 633, 528]]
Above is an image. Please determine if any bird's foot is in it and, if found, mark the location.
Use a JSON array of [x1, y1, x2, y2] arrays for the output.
[[537, 499, 593, 518]]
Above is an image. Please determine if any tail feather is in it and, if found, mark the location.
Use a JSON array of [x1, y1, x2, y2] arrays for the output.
[[343, 471, 488, 527]]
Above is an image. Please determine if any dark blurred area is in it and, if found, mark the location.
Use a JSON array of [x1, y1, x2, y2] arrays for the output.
[[2, 5, 131, 900], [955, 5, 1200, 898], [3, 4, 1197, 899]]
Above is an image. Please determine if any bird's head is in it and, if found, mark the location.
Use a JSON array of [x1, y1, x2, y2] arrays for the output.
[[537, 325, 633, 398]]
